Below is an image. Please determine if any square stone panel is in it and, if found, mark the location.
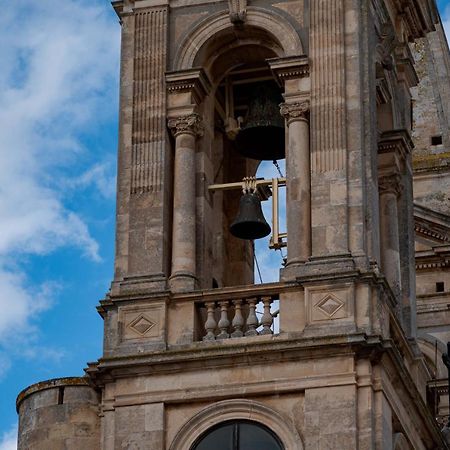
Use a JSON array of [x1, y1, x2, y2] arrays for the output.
[[305, 283, 354, 324], [128, 315, 156, 336], [315, 294, 344, 318], [119, 303, 164, 341]]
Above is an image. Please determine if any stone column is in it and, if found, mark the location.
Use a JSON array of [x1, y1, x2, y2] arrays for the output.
[[168, 114, 204, 292], [378, 174, 402, 300], [280, 101, 311, 269]]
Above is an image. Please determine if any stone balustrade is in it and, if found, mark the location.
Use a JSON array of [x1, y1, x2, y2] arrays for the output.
[[198, 294, 279, 341]]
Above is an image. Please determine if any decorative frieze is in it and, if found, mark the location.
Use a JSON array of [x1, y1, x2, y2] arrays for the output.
[[168, 113, 204, 138], [131, 8, 167, 195], [280, 101, 310, 124]]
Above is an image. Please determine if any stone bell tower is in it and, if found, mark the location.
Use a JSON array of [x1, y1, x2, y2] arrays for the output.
[[16, 0, 450, 449]]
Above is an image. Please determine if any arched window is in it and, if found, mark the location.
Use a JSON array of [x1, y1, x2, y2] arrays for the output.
[[191, 420, 284, 450]]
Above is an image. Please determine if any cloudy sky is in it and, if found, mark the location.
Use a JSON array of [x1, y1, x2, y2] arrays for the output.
[[0, 1, 449, 449]]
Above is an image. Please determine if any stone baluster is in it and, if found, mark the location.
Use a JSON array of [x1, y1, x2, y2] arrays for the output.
[[203, 301, 217, 341], [280, 102, 311, 271], [217, 301, 230, 339], [260, 296, 274, 335], [245, 298, 259, 336], [168, 113, 204, 292], [231, 299, 244, 338]]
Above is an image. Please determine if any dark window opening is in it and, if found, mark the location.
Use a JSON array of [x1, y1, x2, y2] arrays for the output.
[[58, 387, 65, 405], [431, 135, 443, 146], [191, 420, 284, 450], [436, 282, 445, 293], [212, 278, 219, 289]]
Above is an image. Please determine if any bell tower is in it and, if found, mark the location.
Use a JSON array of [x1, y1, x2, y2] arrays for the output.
[[16, 0, 450, 449], [90, 0, 446, 447]]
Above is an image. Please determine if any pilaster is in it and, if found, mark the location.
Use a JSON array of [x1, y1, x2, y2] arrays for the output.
[[112, 5, 170, 296]]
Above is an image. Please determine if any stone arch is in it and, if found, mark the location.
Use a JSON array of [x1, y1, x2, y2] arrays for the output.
[[174, 8, 304, 71], [169, 399, 304, 450], [416, 331, 448, 378]]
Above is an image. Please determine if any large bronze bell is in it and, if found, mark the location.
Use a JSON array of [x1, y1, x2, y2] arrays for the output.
[[230, 191, 271, 240], [234, 82, 285, 160]]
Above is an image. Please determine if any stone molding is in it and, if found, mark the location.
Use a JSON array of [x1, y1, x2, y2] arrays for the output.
[[166, 68, 211, 105], [168, 113, 204, 138], [280, 101, 310, 124], [169, 399, 304, 450], [173, 8, 303, 70], [378, 129, 414, 157], [268, 56, 310, 84]]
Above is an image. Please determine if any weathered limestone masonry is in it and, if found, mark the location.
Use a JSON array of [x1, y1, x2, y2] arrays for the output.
[[411, 19, 450, 430], [16, 0, 450, 449]]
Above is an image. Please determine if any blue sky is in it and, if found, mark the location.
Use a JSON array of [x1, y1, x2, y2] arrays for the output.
[[0, 1, 449, 449]]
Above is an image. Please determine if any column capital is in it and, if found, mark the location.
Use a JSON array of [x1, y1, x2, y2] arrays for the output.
[[379, 173, 403, 196], [168, 113, 204, 138], [280, 101, 310, 124]]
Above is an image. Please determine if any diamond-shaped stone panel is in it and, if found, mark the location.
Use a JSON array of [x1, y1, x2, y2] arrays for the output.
[[128, 315, 156, 336], [315, 294, 344, 318]]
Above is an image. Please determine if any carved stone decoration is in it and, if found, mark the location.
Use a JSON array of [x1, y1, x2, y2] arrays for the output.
[[376, 23, 398, 71], [378, 173, 403, 197], [168, 113, 204, 137], [128, 314, 156, 336], [315, 294, 344, 319], [228, 0, 247, 25], [280, 101, 310, 124]]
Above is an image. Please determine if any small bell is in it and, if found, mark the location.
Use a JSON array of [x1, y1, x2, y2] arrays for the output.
[[234, 81, 285, 161], [230, 191, 271, 240]]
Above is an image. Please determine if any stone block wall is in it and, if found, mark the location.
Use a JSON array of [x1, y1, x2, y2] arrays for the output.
[[17, 377, 100, 450]]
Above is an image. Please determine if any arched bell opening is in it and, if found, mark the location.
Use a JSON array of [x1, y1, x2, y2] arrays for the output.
[[199, 42, 286, 289]]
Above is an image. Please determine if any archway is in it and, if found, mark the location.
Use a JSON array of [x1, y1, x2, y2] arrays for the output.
[[191, 420, 284, 450]]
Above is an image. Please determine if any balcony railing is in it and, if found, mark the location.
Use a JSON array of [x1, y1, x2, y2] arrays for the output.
[[194, 284, 282, 341]]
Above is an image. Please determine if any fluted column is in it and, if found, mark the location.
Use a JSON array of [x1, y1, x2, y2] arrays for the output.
[[379, 174, 402, 300], [168, 113, 204, 292], [280, 101, 311, 268]]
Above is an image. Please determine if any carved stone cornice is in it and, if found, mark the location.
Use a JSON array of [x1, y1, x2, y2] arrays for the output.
[[378, 129, 414, 156], [378, 173, 403, 197], [268, 56, 310, 85], [280, 101, 310, 124], [168, 114, 204, 138], [166, 69, 211, 105]]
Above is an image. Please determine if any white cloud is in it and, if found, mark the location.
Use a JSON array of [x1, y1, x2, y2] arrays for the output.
[[0, 425, 17, 450], [65, 161, 117, 200], [0, 0, 119, 374]]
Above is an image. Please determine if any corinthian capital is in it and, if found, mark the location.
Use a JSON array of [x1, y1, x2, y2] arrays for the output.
[[378, 173, 403, 196], [168, 113, 204, 137], [280, 101, 310, 123]]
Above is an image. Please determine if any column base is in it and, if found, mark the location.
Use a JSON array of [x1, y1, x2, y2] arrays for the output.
[[110, 273, 168, 296], [282, 254, 358, 281], [169, 271, 198, 293]]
